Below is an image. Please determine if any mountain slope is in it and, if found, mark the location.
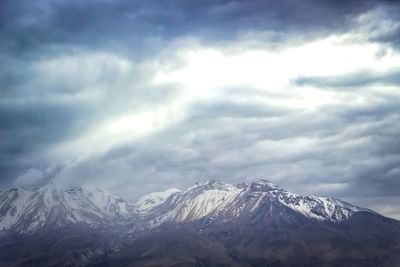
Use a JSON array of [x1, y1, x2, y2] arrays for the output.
[[137, 179, 370, 228], [0, 183, 133, 234], [134, 188, 181, 215]]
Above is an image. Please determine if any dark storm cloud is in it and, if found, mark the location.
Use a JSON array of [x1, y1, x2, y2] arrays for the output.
[[0, 0, 379, 58], [0, 97, 92, 183], [366, 1, 400, 50]]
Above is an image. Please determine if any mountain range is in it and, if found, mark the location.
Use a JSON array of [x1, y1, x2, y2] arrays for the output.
[[1, 180, 400, 267]]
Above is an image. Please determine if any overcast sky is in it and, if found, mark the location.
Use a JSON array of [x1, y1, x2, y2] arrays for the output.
[[1, 0, 400, 219]]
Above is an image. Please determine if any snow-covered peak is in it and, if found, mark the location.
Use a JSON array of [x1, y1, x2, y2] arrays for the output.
[[136, 179, 369, 224], [0, 184, 134, 234], [134, 188, 181, 214], [273, 190, 369, 222], [186, 179, 239, 193], [250, 179, 279, 192], [203, 179, 229, 188], [144, 179, 371, 224], [144, 180, 245, 223]]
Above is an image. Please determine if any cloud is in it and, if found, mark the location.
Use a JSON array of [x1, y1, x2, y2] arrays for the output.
[[1, 0, 400, 220], [0, 0, 380, 58], [295, 68, 400, 88], [0, 49, 180, 184], [14, 164, 62, 188], [354, 2, 400, 49], [14, 169, 45, 187]]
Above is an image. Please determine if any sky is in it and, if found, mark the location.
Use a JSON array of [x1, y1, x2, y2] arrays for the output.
[[1, 0, 400, 219]]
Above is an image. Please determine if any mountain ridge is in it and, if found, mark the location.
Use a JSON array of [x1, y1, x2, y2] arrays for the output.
[[1, 179, 400, 267], [0, 179, 375, 235]]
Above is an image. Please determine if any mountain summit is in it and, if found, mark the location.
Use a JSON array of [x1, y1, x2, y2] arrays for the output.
[[133, 179, 369, 227], [0, 183, 133, 234], [0, 180, 400, 267]]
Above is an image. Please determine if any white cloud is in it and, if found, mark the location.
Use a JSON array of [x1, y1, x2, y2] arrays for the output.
[[14, 169, 45, 187], [155, 35, 400, 112], [14, 165, 61, 187], [51, 32, 400, 191]]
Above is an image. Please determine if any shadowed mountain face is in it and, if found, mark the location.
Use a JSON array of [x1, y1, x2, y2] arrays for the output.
[[1, 180, 400, 267]]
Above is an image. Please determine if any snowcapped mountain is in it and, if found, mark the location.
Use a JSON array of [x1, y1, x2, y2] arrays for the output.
[[1, 180, 399, 267], [134, 188, 181, 215], [0, 179, 372, 234], [0, 183, 133, 234], [137, 179, 369, 226], [139, 180, 244, 226]]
